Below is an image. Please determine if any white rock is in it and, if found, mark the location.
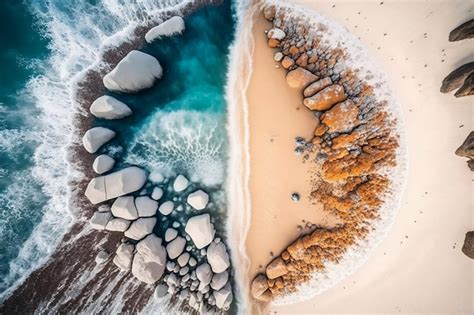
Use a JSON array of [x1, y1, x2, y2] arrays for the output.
[[155, 284, 169, 298], [267, 28, 286, 40], [103, 50, 162, 93], [213, 283, 233, 309], [105, 218, 131, 232], [195, 263, 213, 287], [85, 167, 147, 204], [145, 16, 185, 43], [167, 273, 179, 286], [166, 236, 186, 259], [177, 253, 190, 267], [159, 201, 174, 215], [135, 196, 158, 217], [132, 234, 167, 284], [95, 250, 110, 264], [165, 228, 178, 242], [124, 217, 156, 240], [179, 266, 189, 276], [200, 248, 207, 256], [151, 187, 163, 200], [274, 52, 283, 62], [92, 154, 115, 174], [207, 241, 230, 273], [113, 243, 135, 271], [111, 196, 138, 220], [82, 127, 115, 153], [184, 214, 215, 249], [149, 172, 164, 183], [173, 175, 189, 192], [172, 221, 180, 228], [89, 211, 112, 230], [186, 190, 209, 210], [211, 271, 228, 291], [90, 95, 132, 119], [189, 257, 197, 267]]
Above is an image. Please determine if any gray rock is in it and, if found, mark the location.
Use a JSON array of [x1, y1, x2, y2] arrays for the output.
[[124, 217, 157, 240], [145, 16, 185, 43], [131, 234, 167, 284], [113, 243, 135, 271], [196, 263, 213, 287], [111, 196, 138, 220], [95, 250, 110, 264], [151, 187, 163, 200], [82, 127, 115, 154], [213, 283, 233, 310], [177, 252, 190, 267], [89, 211, 112, 230], [454, 72, 474, 97], [135, 196, 158, 217], [166, 236, 186, 259], [455, 131, 474, 159]]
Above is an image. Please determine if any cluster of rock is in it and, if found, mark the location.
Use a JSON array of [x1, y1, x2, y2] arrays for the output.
[[251, 5, 399, 301], [82, 16, 234, 312]]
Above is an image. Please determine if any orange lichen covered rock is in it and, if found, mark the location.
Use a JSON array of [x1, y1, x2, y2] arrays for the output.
[[303, 84, 347, 111], [296, 53, 309, 67], [303, 77, 333, 97], [286, 67, 318, 89], [321, 99, 359, 133], [281, 56, 295, 69], [266, 257, 288, 279]]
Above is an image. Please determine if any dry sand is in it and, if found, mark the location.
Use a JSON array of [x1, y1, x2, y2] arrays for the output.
[[240, 0, 473, 313]]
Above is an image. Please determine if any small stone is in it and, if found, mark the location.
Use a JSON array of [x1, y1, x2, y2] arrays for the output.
[[274, 52, 283, 62], [291, 193, 300, 202], [281, 56, 295, 69], [159, 201, 174, 215], [303, 77, 333, 97], [95, 250, 110, 264], [149, 172, 164, 183], [178, 252, 190, 267], [151, 187, 164, 200], [105, 218, 131, 232], [165, 228, 178, 242], [155, 284, 169, 298], [251, 274, 269, 299], [211, 271, 228, 291], [111, 196, 138, 220], [173, 174, 189, 192], [92, 154, 115, 174], [207, 241, 230, 273], [113, 243, 134, 271], [449, 19, 474, 42], [267, 28, 286, 40]]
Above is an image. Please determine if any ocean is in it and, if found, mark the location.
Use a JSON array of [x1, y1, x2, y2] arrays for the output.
[[0, 0, 236, 310]]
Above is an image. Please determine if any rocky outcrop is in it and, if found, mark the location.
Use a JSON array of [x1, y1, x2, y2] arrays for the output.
[[92, 154, 115, 174], [462, 231, 474, 259], [90, 95, 132, 119], [173, 174, 189, 192], [145, 16, 185, 43], [135, 196, 158, 217], [82, 127, 116, 153], [103, 50, 162, 93], [113, 243, 135, 271], [454, 72, 474, 97], [124, 217, 156, 240], [286, 67, 318, 89], [440, 62, 474, 93], [187, 190, 209, 210], [131, 234, 167, 284], [85, 167, 147, 204], [185, 214, 215, 249], [449, 19, 474, 42], [151, 187, 163, 200], [303, 84, 347, 111], [206, 241, 230, 273], [281, 56, 294, 69]]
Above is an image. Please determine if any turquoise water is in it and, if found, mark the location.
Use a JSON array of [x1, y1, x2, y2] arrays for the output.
[[0, 0, 235, 307]]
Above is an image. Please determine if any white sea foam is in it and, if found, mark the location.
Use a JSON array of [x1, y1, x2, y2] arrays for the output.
[[0, 0, 193, 303], [125, 110, 226, 187], [256, 0, 409, 305]]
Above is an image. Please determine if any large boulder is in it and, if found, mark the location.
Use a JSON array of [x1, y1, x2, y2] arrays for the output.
[[113, 243, 135, 271], [105, 218, 131, 232], [92, 154, 115, 174], [145, 16, 185, 43], [286, 67, 318, 89], [207, 241, 230, 273], [173, 174, 189, 192], [89, 211, 112, 230], [132, 234, 167, 284], [449, 19, 474, 42], [90, 95, 132, 119], [111, 196, 138, 220], [124, 217, 157, 240], [265, 257, 288, 279], [440, 62, 474, 93], [462, 231, 474, 259], [187, 190, 209, 210], [303, 84, 347, 111], [135, 196, 158, 217], [166, 236, 186, 259], [184, 214, 215, 249], [213, 283, 233, 310], [103, 50, 162, 93], [82, 127, 116, 153], [85, 167, 147, 204]]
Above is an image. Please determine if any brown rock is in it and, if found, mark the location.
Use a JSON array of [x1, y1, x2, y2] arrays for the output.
[[256, 289, 273, 302], [308, 54, 318, 64], [321, 100, 360, 133], [440, 62, 474, 93], [286, 67, 318, 89], [454, 72, 474, 97], [303, 77, 333, 97], [289, 46, 299, 55], [287, 239, 305, 260], [281, 56, 295, 69], [267, 278, 275, 287], [449, 19, 474, 42], [455, 131, 474, 159], [462, 231, 474, 259], [303, 84, 347, 111], [314, 123, 328, 137], [268, 38, 280, 48], [263, 6, 276, 21], [265, 257, 288, 279], [468, 159, 474, 171], [281, 251, 290, 261], [251, 273, 269, 298], [296, 54, 309, 67]]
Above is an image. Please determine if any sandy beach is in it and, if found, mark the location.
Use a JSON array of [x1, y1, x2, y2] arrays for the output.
[[240, 0, 473, 313]]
